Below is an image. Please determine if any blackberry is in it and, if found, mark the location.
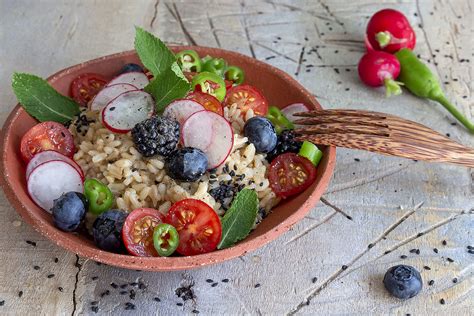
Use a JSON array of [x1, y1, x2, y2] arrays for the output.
[[266, 130, 302, 162], [131, 117, 179, 157]]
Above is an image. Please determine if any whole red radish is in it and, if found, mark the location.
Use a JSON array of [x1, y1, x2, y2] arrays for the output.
[[358, 50, 402, 97], [366, 9, 416, 53]]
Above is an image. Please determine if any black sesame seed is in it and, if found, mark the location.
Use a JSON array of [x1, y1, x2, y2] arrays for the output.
[[176, 302, 183, 306], [129, 289, 136, 300], [409, 249, 417, 254], [92, 276, 99, 281], [91, 306, 99, 313], [428, 280, 435, 286], [18, 291, 23, 298], [342, 265, 348, 270], [354, 158, 360, 162], [254, 283, 261, 288], [446, 133, 450, 137], [47, 274, 55, 278], [417, 232, 424, 237], [125, 302, 136, 310], [139, 282, 146, 290], [384, 250, 391, 255], [26, 240, 37, 247], [54, 257, 59, 263], [100, 290, 110, 297], [34, 265, 40, 270], [192, 310, 200, 314], [345, 88, 350, 91], [312, 277, 318, 283], [467, 246, 473, 250], [423, 266, 431, 270], [440, 298, 445, 305], [265, 56, 276, 60], [452, 278, 458, 283], [433, 248, 439, 253], [447, 257, 454, 262], [442, 240, 447, 246], [0, 300, 5, 306], [111, 283, 118, 289], [154, 297, 161, 302], [468, 250, 474, 254], [211, 282, 218, 287], [58, 287, 63, 292], [400, 255, 407, 259], [334, 68, 340, 74], [222, 279, 229, 283]]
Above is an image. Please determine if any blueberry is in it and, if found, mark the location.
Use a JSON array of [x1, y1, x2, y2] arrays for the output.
[[383, 265, 422, 299], [119, 63, 144, 74], [243, 117, 277, 153], [92, 209, 127, 253], [165, 147, 208, 182], [51, 192, 87, 232]]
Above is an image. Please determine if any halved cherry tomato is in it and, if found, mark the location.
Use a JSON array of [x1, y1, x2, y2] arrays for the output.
[[70, 73, 107, 106], [185, 91, 223, 115], [224, 84, 268, 116], [165, 199, 222, 256], [122, 208, 164, 257], [268, 153, 317, 198], [20, 121, 75, 163], [224, 79, 233, 90]]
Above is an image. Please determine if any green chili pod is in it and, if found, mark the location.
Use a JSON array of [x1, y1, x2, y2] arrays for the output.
[[395, 48, 474, 133]]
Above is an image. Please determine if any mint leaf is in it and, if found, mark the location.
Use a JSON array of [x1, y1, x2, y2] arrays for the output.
[[12, 73, 80, 124], [217, 189, 259, 249], [144, 63, 191, 113], [134, 26, 176, 77]]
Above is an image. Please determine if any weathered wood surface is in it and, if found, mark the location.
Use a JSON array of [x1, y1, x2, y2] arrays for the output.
[[0, 0, 472, 315]]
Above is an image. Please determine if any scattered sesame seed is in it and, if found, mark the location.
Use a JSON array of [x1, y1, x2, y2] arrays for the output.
[[34, 265, 40, 270], [354, 158, 360, 162], [54, 258, 59, 263], [92, 276, 99, 281], [400, 255, 407, 259], [423, 266, 431, 270], [18, 291, 23, 298], [428, 280, 434, 286], [129, 289, 136, 300], [312, 277, 318, 283], [368, 243, 374, 249], [139, 282, 146, 290], [154, 297, 161, 302], [384, 250, 391, 255], [26, 240, 37, 247], [417, 232, 424, 237], [111, 283, 118, 289], [91, 306, 99, 313], [125, 302, 136, 310], [440, 298, 445, 305], [0, 300, 4, 306], [345, 88, 350, 91], [265, 56, 276, 60], [211, 282, 218, 287], [468, 250, 474, 254], [47, 274, 55, 279], [58, 287, 63, 292], [192, 310, 200, 314], [433, 248, 439, 253], [452, 278, 458, 283], [442, 240, 447, 246], [342, 265, 348, 270], [447, 257, 454, 263], [100, 290, 110, 297], [222, 279, 229, 283], [254, 283, 261, 288], [176, 302, 183, 306]]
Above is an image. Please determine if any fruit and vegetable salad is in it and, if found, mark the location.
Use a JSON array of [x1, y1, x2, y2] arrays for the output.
[[12, 27, 323, 257]]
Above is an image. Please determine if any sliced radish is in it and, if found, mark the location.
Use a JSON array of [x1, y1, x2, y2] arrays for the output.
[[27, 160, 84, 213], [102, 90, 155, 133], [162, 99, 205, 125], [26, 150, 84, 180], [182, 111, 233, 169], [90, 83, 138, 111], [281, 103, 310, 125], [106, 72, 149, 89]]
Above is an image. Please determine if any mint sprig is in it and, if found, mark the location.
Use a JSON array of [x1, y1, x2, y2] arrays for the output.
[[12, 73, 80, 123], [134, 26, 176, 77], [218, 189, 259, 249]]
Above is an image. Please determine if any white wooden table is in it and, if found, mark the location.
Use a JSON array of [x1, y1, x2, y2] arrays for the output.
[[0, 0, 472, 315]]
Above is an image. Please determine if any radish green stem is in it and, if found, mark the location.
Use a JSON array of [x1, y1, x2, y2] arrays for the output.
[[383, 78, 403, 97], [375, 31, 391, 48]]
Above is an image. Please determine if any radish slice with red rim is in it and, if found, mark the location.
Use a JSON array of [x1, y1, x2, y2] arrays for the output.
[[281, 103, 310, 126], [90, 83, 138, 111], [102, 90, 155, 133], [182, 110, 233, 169], [162, 99, 205, 125], [26, 150, 84, 180], [106, 72, 149, 89], [27, 160, 84, 213]]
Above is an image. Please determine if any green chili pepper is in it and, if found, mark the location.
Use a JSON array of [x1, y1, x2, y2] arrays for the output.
[[225, 66, 245, 85], [395, 48, 474, 133], [202, 57, 227, 76], [83, 179, 114, 215], [153, 223, 179, 257], [266, 106, 294, 133], [191, 72, 227, 101], [298, 141, 323, 166], [176, 50, 202, 72]]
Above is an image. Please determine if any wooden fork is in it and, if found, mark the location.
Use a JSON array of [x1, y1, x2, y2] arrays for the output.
[[293, 109, 474, 167]]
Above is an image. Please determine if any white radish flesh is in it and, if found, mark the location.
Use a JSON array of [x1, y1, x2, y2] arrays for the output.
[[90, 83, 138, 111], [26, 150, 84, 180], [27, 160, 84, 213], [182, 111, 233, 169], [106, 72, 149, 89], [162, 99, 205, 125], [281, 103, 310, 126], [102, 90, 155, 133]]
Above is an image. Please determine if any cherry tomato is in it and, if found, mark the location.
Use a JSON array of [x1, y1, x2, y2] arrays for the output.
[[185, 91, 223, 115], [224, 84, 268, 116], [70, 73, 107, 106], [268, 153, 317, 198], [165, 199, 222, 256], [20, 121, 75, 163], [122, 208, 164, 257], [224, 79, 233, 90]]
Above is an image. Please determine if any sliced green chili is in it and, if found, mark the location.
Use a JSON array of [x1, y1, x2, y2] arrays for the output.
[[298, 141, 323, 166], [176, 50, 202, 72], [202, 58, 227, 76], [83, 178, 114, 215], [153, 223, 179, 257], [266, 106, 294, 133], [191, 72, 227, 101], [395, 48, 474, 133], [225, 66, 245, 85]]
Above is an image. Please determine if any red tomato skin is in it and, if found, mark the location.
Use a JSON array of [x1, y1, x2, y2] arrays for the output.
[[268, 153, 317, 199], [70, 73, 107, 106], [165, 199, 222, 256], [185, 91, 223, 115], [20, 121, 75, 163], [366, 9, 416, 53], [224, 84, 268, 116], [122, 208, 164, 257]]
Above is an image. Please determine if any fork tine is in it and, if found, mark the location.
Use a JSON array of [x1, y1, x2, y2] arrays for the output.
[[294, 116, 389, 128], [293, 109, 387, 119], [295, 123, 390, 136]]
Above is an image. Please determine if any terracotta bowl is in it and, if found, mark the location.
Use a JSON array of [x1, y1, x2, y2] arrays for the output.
[[0, 46, 336, 271]]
